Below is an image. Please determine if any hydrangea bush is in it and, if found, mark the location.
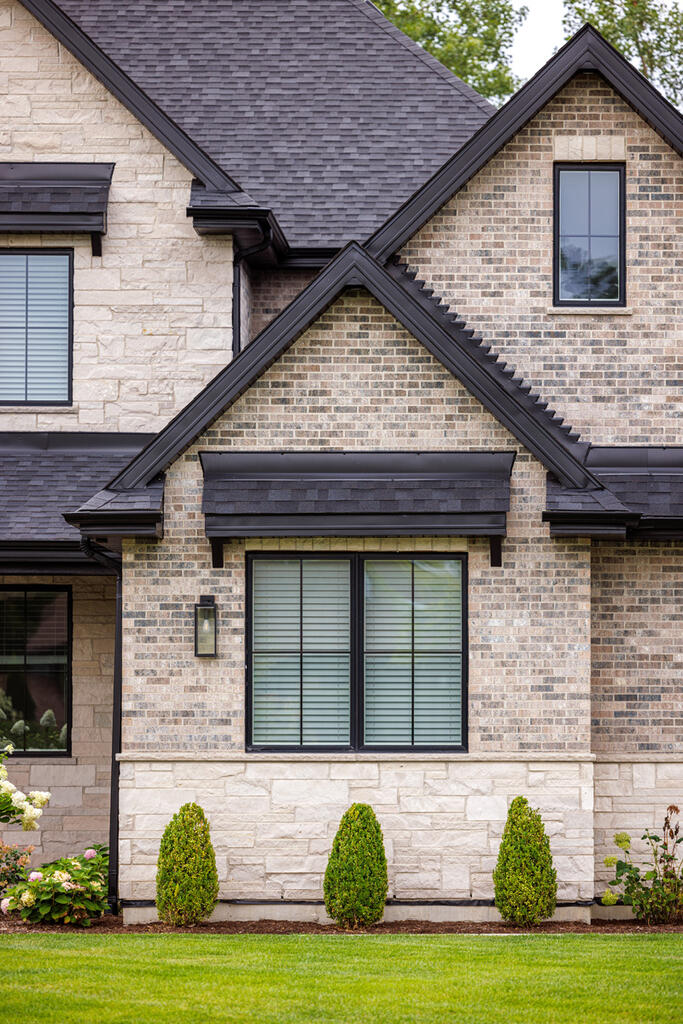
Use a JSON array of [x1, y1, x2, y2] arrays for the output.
[[0, 840, 33, 893], [601, 805, 683, 924], [1, 845, 108, 927], [0, 744, 51, 831]]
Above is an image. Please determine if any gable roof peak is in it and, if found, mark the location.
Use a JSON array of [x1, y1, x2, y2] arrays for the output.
[[367, 22, 683, 262]]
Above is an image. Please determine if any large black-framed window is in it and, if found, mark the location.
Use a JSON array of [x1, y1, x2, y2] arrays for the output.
[[0, 248, 73, 405], [0, 586, 72, 756], [246, 553, 467, 752], [553, 164, 625, 306]]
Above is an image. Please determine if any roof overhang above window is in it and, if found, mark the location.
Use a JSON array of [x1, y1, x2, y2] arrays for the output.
[[0, 163, 115, 255], [200, 451, 516, 554]]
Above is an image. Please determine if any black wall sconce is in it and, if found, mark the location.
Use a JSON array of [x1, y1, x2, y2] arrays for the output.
[[194, 595, 217, 657]]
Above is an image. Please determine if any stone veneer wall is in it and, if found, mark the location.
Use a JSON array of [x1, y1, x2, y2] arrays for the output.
[[118, 755, 595, 905], [401, 73, 682, 445], [594, 757, 683, 891], [122, 290, 592, 755], [591, 541, 683, 753], [0, 0, 232, 433], [0, 575, 115, 863]]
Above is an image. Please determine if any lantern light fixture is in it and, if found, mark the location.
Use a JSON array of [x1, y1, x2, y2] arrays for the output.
[[194, 595, 217, 657]]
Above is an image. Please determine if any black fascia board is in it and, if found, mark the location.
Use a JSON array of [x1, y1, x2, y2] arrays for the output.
[[110, 242, 600, 492], [199, 449, 517, 479], [204, 513, 507, 538], [542, 509, 639, 537], [366, 25, 683, 262], [18, 0, 239, 193], [0, 540, 116, 574], [62, 509, 162, 539], [0, 213, 106, 233], [187, 206, 289, 261]]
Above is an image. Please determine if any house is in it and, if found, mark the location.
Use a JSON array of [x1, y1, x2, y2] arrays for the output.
[[0, 0, 680, 924]]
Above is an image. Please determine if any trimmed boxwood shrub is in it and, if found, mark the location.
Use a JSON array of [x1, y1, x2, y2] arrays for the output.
[[324, 803, 388, 928], [156, 802, 218, 926], [493, 795, 557, 926]]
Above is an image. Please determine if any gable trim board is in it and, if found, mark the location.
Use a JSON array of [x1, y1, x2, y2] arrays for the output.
[[107, 242, 600, 496], [366, 25, 683, 263], [17, 0, 240, 194]]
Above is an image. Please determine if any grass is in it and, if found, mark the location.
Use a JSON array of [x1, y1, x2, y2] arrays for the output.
[[0, 933, 681, 1023]]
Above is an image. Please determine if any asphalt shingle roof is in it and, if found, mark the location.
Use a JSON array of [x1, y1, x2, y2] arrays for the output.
[[52, 0, 494, 248], [0, 433, 153, 541]]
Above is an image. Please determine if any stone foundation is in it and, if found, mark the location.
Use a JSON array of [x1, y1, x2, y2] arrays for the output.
[[118, 753, 595, 906]]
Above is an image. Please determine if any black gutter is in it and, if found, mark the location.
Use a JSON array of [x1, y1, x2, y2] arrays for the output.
[[232, 222, 273, 359], [80, 538, 122, 913]]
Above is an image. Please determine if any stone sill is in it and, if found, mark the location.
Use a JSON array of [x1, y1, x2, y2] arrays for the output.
[[595, 753, 683, 762], [118, 751, 596, 763], [0, 404, 79, 414], [546, 307, 633, 316]]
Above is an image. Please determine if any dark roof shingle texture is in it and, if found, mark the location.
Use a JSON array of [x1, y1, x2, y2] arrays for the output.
[[0, 433, 153, 541], [53, 0, 493, 248]]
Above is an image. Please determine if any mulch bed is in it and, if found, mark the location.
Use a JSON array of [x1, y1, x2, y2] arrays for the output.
[[1, 915, 682, 935]]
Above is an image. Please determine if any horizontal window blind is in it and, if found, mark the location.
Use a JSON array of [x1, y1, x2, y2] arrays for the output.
[[0, 589, 69, 753], [0, 252, 71, 403], [364, 559, 463, 747], [248, 555, 465, 751], [251, 559, 350, 747]]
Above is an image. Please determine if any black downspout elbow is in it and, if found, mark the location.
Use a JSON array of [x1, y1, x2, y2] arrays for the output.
[[232, 221, 274, 360]]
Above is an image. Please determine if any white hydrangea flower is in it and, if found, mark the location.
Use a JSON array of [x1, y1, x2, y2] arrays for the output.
[[22, 819, 38, 832], [28, 791, 50, 808], [52, 870, 71, 884], [0, 765, 7, 779], [0, 779, 16, 795], [3, 742, 14, 754], [10, 790, 27, 807], [19, 889, 35, 907]]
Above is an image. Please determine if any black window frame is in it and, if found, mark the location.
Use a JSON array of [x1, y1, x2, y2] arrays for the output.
[[553, 163, 626, 308], [0, 247, 74, 407], [245, 551, 468, 754], [0, 584, 72, 758]]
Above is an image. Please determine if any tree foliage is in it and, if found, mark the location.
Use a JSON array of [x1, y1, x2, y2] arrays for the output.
[[563, 0, 683, 107], [375, 1, 528, 105]]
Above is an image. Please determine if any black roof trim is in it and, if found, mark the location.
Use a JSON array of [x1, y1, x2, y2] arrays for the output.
[[18, 0, 240, 193], [366, 25, 683, 261], [586, 446, 683, 473], [0, 161, 114, 235], [110, 242, 599, 492], [61, 509, 162, 539], [0, 431, 152, 453], [205, 513, 508, 538], [0, 540, 117, 575]]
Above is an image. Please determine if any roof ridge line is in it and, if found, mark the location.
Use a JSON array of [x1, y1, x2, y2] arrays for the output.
[[350, 0, 495, 114]]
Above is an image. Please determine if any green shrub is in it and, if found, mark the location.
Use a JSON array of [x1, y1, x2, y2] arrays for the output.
[[324, 803, 388, 928], [156, 802, 218, 926], [1, 845, 108, 927], [602, 804, 683, 923], [493, 795, 557, 926], [0, 839, 33, 893]]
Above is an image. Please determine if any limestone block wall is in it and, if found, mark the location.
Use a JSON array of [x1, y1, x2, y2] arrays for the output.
[[118, 754, 595, 904], [0, 574, 115, 863], [0, 0, 232, 433], [591, 541, 683, 753], [122, 291, 592, 755], [401, 74, 682, 445], [594, 757, 683, 892]]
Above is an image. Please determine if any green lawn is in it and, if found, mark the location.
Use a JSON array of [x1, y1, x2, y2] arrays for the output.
[[0, 934, 681, 1024]]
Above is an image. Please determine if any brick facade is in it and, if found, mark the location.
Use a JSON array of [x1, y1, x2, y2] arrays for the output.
[[0, 0, 233, 433], [247, 266, 319, 342], [0, 575, 115, 863], [401, 73, 682, 446]]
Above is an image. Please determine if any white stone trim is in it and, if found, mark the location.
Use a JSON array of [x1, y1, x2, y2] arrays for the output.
[[552, 135, 626, 160], [595, 753, 683, 762], [546, 308, 633, 316], [118, 751, 596, 763]]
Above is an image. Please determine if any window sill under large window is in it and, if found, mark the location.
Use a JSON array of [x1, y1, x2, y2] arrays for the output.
[[117, 751, 596, 763], [0, 403, 77, 413], [546, 307, 633, 316]]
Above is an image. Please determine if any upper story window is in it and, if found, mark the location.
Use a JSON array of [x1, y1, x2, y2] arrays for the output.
[[0, 587, 71, 755], [0, 250, 72, 405], [247, 554, 466, 752], [553, 164, 625, 306]]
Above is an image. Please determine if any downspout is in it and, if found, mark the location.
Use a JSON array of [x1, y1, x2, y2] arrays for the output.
[[232, 221, 274, 359], [80, 537, 122, 913]]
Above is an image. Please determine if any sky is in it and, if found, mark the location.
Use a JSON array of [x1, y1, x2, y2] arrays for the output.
[[511, 0, 567, 82]]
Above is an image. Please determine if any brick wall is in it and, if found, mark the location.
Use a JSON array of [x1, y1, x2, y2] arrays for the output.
[[122, 290, 592, 755], [248, 266, 319, 341], [401, 73, 682, 445], [591, 541, 683, 753], [0, 574, 115, 863], [0, 0, 232, 433]]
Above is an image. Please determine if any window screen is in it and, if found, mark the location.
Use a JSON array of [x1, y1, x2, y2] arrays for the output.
[[555, 165, 624, 305], [0, 589, 70, 753], [0, 251, 72, 403]]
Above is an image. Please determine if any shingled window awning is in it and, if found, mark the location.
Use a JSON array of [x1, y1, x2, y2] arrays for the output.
[[0, 163, 114, 253], [200, 451, 516, 559]]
